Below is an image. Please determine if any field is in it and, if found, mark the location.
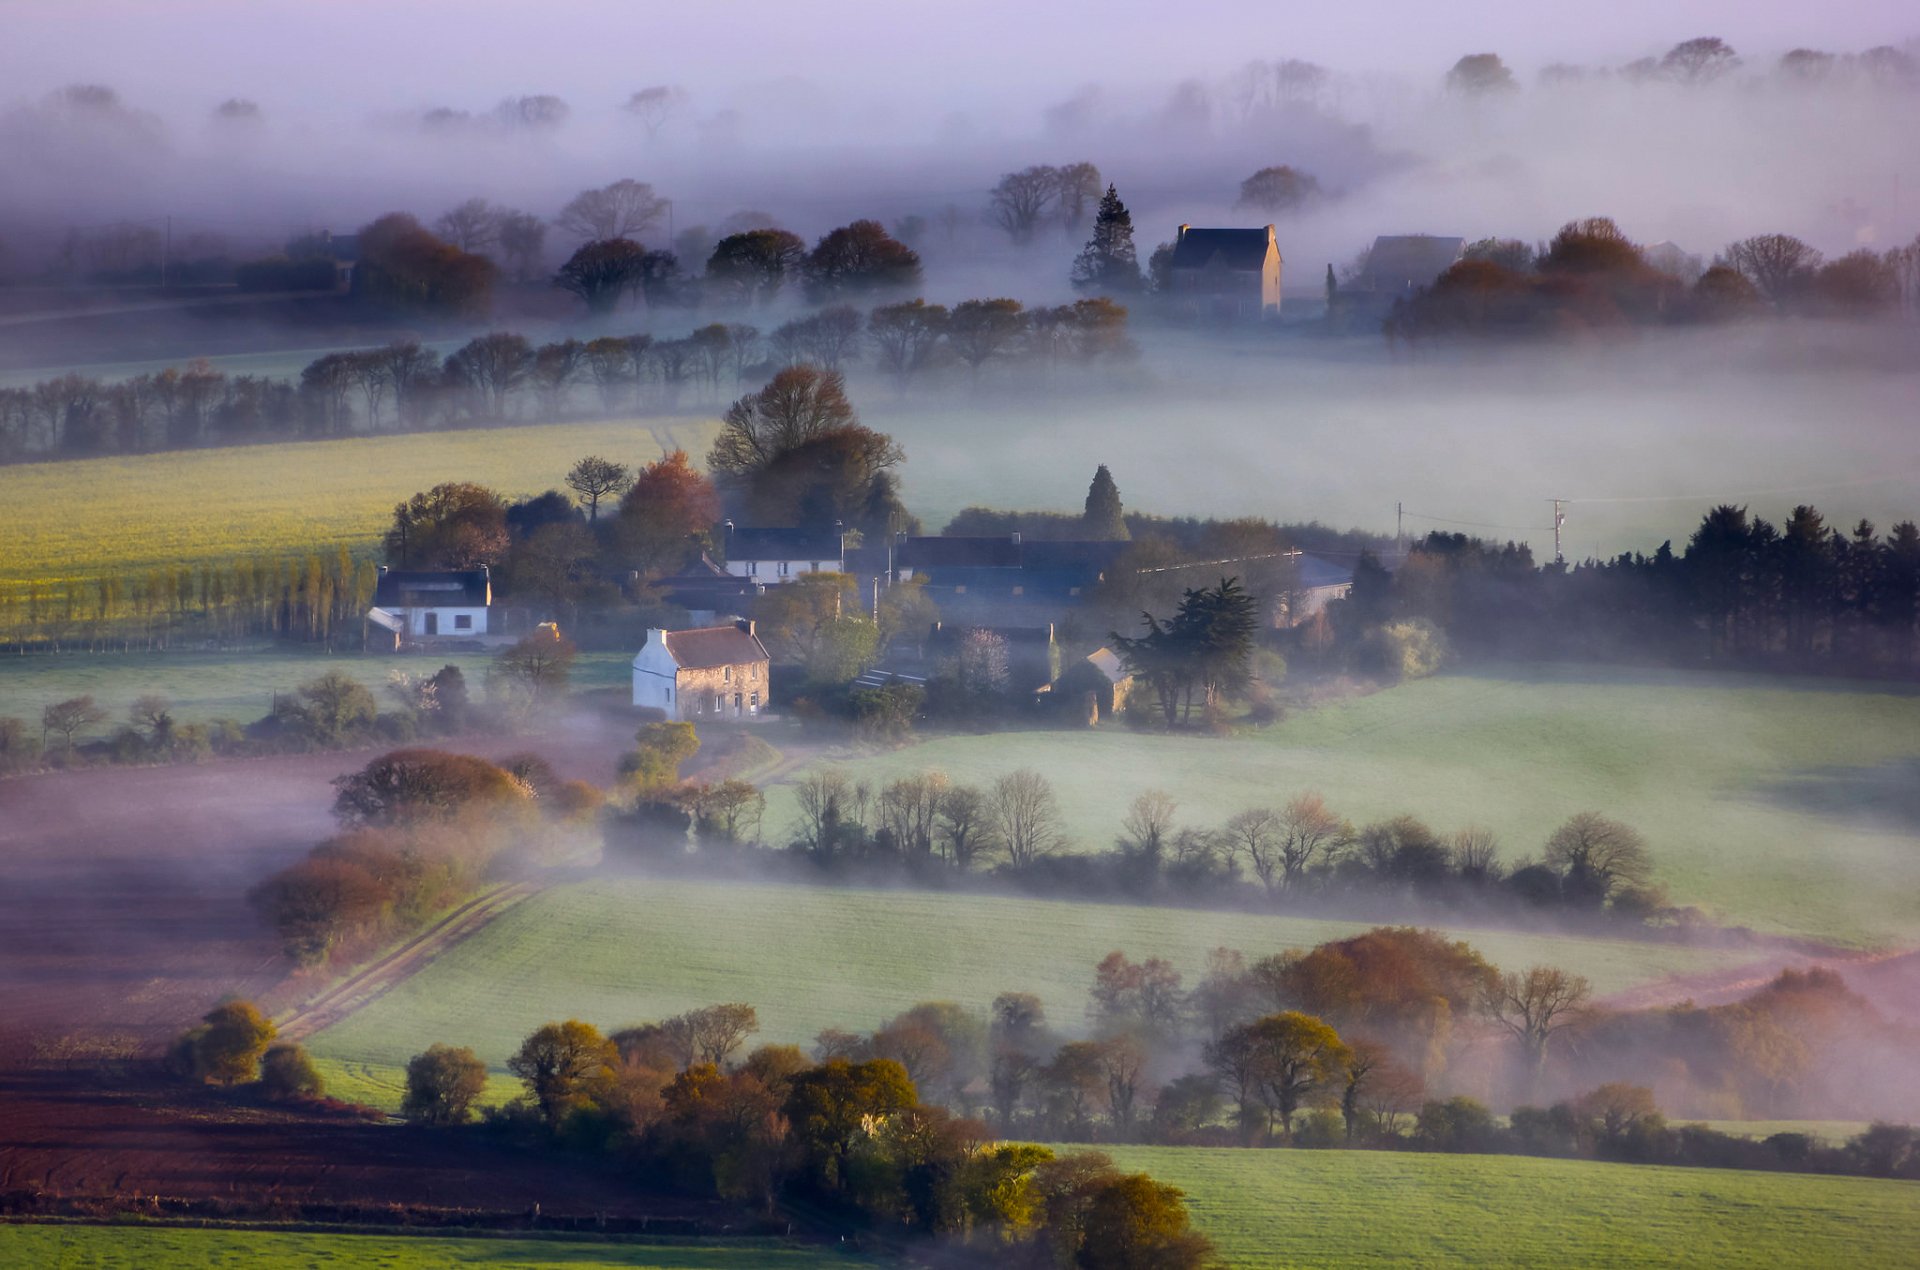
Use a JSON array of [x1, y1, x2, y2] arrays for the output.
[[305, 875, 1757, 1110], [764, 665, 1920, 947], [0, 415, 718, 590], [0, 1227, 868, 1268], [0, 647, 637, 725], [1091, 1146, 1920, 1268]]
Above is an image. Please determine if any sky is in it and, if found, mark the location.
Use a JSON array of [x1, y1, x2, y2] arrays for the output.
[[4, 0, 1916, 121]]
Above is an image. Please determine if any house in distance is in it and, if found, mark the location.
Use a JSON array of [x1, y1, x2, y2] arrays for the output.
[[365, 565, 491, 649], [720, 523, 846, 582], [1165, 224, 1283, 318], [631, 620, 772, 721]]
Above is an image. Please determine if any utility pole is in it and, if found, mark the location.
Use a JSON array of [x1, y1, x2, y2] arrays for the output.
[[1548, 498, 1568, 565], [162, 215, 171, 289], [1395, 501, 1403, 558]]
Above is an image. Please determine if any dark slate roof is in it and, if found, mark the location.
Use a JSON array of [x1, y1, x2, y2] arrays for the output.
[[1168, 227, 1274, 272], [901, 536, 1023, 570], [724, 526, 844, 563], [1361, 236, 1465, 293], [1021, 540, 1129, 573], [659, 622, 769, 669], [373, 568, 489, 607], [1297, 555, 1355, 590]]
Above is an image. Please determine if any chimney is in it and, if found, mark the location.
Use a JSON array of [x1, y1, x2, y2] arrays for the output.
[[1177, 223, 1189, 241], [1266, 224, 1276, 243], [724, 519, 735, 539], [377, 564, 389, 577], [1011, 532, 1022, 546], [738, 618, 756, 638]]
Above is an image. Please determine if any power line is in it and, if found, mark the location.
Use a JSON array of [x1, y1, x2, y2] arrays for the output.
[[1401, 511, 1552, 532], [1566, 470, 1920, 505]]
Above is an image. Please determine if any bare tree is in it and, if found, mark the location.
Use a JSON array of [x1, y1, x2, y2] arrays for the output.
[[1120, 789, 1177, 859], [1224, 807, 1284, 896], [495, 210, 548, 282], [938, 784, 989, 870], [988, 166, 1060, 245], [989, 769, 1064, 867], [1723, 234, 1823, 303], [42, 695, 106, 749], [1052, 162, 1102, 231], [558, 179, 668, 242], [1544, 811, 1651, 905], [1661, 37, 1740, 85], [624, 85, 686, 137], [1277, 793, 1344, 890], [564, 455, 632, 522], [1446, 53, 1518, 94], [1449, 825, 1501, 882], [434, 197, 501, 252], [1481, 966, 1591, 1091]]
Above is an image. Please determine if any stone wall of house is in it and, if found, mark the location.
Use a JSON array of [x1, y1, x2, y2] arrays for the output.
[[674, 661, 769, 719]]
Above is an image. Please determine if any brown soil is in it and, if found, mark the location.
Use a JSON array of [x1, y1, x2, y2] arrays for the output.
[[0, 713, 635, 1064], [0, 1064, 738, 1227]]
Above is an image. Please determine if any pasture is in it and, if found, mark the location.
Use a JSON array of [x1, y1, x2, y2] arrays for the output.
[[0, 415, 718, 590], [764, 665, 1920, 947], [0, 647, 636, 725], [0, 1227, 870, 1268], [305, 874, 1755, 1110], [1091, 1145, 1920, 1268]]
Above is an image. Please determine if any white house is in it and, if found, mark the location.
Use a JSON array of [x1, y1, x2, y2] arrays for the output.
[[721, 524, 846, 582], [1275, 555, 1355, 628], [632, 621, 772, 720], [366, 566, 491, 646]]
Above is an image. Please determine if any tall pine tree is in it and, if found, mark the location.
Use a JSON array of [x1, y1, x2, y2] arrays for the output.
[[1070, 185, 1143, 294], [1082, 464, 1130, 540]]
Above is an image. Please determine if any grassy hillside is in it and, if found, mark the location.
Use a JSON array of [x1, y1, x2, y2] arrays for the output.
[[1093, 1146, 1920, 1268], [306, 875, 1752, 1109], [0, 647, 637, 725], [764, 665, 1920, 946], [0, 1227, 869, 1268], [0, 415, 718, 590]]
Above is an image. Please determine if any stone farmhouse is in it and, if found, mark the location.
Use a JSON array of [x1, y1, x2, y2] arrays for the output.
[[365, 566, 491, 648], [1165, 224, 1283, 318], [631, 620, 772, 720]]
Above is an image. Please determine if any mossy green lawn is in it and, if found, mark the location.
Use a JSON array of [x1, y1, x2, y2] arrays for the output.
[[1092, 1146, 1920, 1268], [0, 416, 717, 591], [306, 875, 1754, 1111], [0, 1226, 870, 1268], [764, 665, 1920, 946]]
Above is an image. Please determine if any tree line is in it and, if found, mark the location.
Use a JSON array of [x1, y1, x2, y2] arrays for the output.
[[1382, 218, 1920, 340], [1330, 504, 1920, 676], [0, 295, 1134, 462]]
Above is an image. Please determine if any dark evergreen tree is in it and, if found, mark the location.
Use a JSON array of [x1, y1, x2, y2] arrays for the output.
[[1070, 184, 1143, 293], [1082, 464, 1130, 540]]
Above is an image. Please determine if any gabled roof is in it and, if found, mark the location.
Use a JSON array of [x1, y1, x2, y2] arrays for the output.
[[1361, 236, 1465, 293], [648, 622, 769, 670], [1169, 227, 1276, 272], [1297, 554, 1355, 590], [1021, 540, 1129, 573], [372, 568, 489, 608], [1084, 648, 1130, 683], [725, 526, 844, 562]]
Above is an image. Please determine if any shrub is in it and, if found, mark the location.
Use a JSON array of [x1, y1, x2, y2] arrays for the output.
[[403, 1043, 490, 1125], [1362, 619, 1449, 682], [176, 1000, 276, 1085], [332, 748, 534, 827], [259, 1042, 325, 1100]]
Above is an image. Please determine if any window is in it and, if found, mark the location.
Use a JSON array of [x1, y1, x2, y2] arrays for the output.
[[809, 562, 819, 572], [454, 614, 472, 630], [723, 666, 731, 682], [750, 692, 760, 714], [745, 561, 757, 576], [778, 561, 790, 576], [1011, 586, 1024, 596], [665, 686, 673, 703]]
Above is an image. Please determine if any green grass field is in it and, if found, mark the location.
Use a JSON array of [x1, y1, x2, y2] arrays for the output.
[[0, 647, 637, 726], [1090, 1146, 1920, 1268], [0, 1226, 870, 1269], [0, 416, 718, 590], [764, 665, 1920, 947], [305, 875, 1755, 1111]]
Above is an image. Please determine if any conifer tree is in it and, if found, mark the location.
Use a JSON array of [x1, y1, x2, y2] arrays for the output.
[[1083, 464, 1130, 540], [1070, 185, 1143, 293]]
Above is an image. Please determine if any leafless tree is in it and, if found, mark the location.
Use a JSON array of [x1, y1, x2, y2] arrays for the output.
[[624, 85, 686, 137], [1660, 37, 1740, 85], [1481, 966, 1592, 1090], [1120, 789, 1177, 858], [558, 178, 668, 242], [1544, 811, 1652, 903], [495, 210, 548, 282], [989, 769, 1064, 867], [1722, 234, 1823, 303], [434, 198, 502, 252], [1052, 162, 1102, 230], [1277, 793, 1344, 890], [988, 166, 1059, 244], [938, 784, 989, 870], [1224, 807, 1284, 895]]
